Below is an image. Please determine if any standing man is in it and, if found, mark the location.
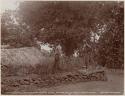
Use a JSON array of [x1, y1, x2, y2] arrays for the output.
[[52, 42, 61, 73], [83, 40, 92, 70]]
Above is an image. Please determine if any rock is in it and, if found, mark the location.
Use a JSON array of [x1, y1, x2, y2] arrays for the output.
[[19, 79, 30, 85], [91, 76, 97, 81], [12, 83, 19, 87], [67, 74, 73, 78], [23, 78, 29, 81], [34, 80, 40, 84]]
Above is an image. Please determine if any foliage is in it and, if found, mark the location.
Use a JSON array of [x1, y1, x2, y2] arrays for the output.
[[1, 1, 124, 68], [18, 1, 118, 56], [98, 2, 124, 68], [1, 10, 33, 47]]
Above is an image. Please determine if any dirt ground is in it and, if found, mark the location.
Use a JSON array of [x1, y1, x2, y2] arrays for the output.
[[3, 69, 124, 95]]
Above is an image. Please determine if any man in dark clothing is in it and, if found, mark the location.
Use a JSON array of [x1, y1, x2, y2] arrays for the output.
[[52, 44, 60, 73], [83, 40, 92, 70]]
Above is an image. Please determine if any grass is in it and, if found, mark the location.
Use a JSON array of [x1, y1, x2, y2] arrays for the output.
[[2, 47, 124, 95], [1, 47, 85, 77], [1, 69, 123, 95]]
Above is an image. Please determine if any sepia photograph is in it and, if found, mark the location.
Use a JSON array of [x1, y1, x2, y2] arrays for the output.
[[1, 0, 124, 95]]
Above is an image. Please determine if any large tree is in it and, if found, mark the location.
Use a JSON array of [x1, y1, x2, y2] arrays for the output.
[[98, 2, 124, 68], [2, 1, 123, 70], [18, 1, 118, 56]]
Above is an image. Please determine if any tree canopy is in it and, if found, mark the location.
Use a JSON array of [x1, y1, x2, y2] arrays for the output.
[[98, 2, 124, 68], [1, 1, 124, 68], [17, 1, 120, 56], [1, 10, 33, 47]]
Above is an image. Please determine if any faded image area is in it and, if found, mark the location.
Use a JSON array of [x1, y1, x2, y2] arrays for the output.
[[1, 1, 124, 95]]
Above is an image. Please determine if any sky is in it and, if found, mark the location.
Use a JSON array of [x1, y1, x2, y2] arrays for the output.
[[1, 0, 20, 13]]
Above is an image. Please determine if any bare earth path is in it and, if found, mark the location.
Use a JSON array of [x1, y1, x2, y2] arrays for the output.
[[8, 70, 124, 95]]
